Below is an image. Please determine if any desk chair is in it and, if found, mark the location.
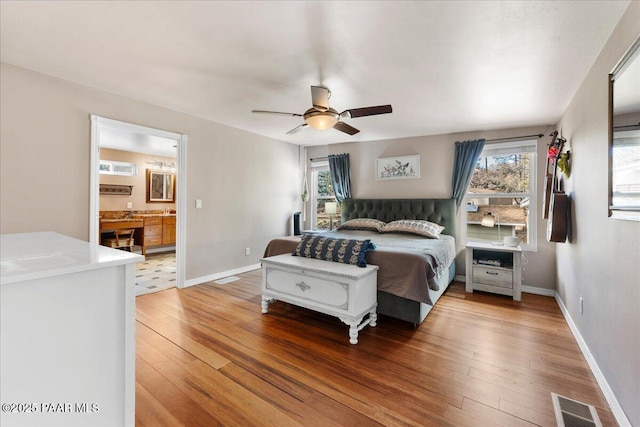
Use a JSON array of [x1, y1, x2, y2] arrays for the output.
[[103, 229, 135, 252]]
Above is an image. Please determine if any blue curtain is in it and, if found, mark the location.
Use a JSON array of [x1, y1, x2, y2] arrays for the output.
[[451, 139, 486, 211], [328, 153, 352, 202]]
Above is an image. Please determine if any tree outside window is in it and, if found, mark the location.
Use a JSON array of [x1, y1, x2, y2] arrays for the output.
[[466, 141, 537, 248], [312, 164, 341, 230]]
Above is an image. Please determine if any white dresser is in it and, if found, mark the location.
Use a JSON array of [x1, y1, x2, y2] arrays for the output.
[[0, 232, 143, 427], [261, 254, 378, 344]]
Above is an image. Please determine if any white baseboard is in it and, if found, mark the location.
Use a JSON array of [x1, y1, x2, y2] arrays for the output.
[[521, 285, 555, 297], [554, 292, 631, 427], [184, 263, 261, 288]]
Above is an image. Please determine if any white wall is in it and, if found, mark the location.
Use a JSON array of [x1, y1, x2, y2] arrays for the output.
[[556, 3, 640, 425], [305, 125, 558, 291], [0, 63, 300, 282]]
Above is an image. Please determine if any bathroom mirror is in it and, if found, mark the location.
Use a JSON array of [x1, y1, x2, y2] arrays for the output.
[[609, 35, 640, 221], [146, 169, 175, 202]]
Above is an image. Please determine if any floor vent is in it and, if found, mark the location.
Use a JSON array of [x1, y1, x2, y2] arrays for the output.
[[551, 393, 602, 427], [215, 276, 239, 285]]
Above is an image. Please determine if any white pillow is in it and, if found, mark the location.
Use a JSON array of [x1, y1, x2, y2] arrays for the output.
[[337, 218, 386, 233], [383, 219, 444, 239]]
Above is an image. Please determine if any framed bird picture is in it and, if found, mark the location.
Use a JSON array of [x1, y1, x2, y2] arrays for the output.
[[376, 155, 420, 180]]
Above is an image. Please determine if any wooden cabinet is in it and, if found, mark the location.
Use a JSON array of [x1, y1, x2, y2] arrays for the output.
[[162, 216, 176, 245], [142, 217, 162, 252], [136, 216, 176, 254], [465, 241, 522, 301]]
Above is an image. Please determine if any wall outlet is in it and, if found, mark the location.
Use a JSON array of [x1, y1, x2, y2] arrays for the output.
[[195, 199, 202, 209], [126, 202, 132, 209], [580, 297, 584, 314], [245, 247, 250, 256]]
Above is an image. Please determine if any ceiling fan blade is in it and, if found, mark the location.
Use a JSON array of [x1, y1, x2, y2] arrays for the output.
[[333, 121, 360, 135], [341, 105, 393, 119], [311, 86, 330, 111], [252, 110, 303, 117], [286, 123, 308, 135]]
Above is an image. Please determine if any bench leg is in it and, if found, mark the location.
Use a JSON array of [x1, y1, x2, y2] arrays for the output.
[[261, 296, 275, 314], [369, 310, 377, 328], [348, 323, 359, 345], [340, 305, 377, 345]]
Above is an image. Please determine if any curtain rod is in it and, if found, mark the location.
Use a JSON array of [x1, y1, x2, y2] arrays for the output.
[[485, 133, 544, 143], [614, 123, 640, 130], [310, 133, 545, 160]]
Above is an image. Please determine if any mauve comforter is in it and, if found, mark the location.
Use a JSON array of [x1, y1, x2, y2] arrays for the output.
[[263, 230, 455, 305]]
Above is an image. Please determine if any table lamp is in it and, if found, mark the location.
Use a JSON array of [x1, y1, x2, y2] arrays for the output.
[[325, 202, 338, 230], [481, 211, 503, 245]]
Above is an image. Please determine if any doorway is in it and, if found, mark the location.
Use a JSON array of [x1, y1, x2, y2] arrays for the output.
[[89, 115, 187, 289]]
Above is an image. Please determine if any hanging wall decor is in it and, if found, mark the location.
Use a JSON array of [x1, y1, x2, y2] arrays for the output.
[[376, 155, 420, 180]]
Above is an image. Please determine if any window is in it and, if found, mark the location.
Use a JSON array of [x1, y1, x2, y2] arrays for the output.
[[611, 129, 640, 211], [466, 140, 537, 249], [311, 161, 341, 230], [99, 160, 137, 176]]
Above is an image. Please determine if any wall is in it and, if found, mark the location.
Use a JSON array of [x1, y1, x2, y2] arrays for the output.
[[99, 148, 176, 212], [305, 125, 558, 291], [556, 2, 639, 425], [0, 63, 300, 282]]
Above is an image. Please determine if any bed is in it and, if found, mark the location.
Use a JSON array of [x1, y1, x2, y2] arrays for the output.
[[263, 198, 457, 327]]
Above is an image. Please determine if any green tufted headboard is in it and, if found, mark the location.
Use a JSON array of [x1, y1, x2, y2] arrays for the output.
[[340, 198, 457, 238]]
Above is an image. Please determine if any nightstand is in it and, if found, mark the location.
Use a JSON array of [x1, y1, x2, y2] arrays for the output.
[[465, 241, 522, 301]]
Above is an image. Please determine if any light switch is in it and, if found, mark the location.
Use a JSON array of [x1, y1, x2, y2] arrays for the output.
[[126, 202, 132, 209], [195, 199, 202, 209]]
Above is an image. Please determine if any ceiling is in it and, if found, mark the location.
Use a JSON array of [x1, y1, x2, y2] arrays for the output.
[[100, 126, 178, 158], [0, 1, 631, 146]]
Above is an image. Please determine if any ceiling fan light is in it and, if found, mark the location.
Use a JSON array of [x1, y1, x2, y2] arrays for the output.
[[306, 115, 338, 130], [304, 109, 339, 130]]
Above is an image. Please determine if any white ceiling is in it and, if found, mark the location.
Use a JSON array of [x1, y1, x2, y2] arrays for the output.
[[100, 126, 178, 158], [0, 1, 631, 146]]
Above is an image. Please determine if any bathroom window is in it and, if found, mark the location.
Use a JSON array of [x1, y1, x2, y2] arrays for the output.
[[99, 160, 137, 176]]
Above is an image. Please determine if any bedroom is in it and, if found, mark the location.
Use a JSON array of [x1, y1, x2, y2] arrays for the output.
[[1, 1, 638, 426]]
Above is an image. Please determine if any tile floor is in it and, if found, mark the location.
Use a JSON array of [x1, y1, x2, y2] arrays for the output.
[[135, 251, 176, 296]]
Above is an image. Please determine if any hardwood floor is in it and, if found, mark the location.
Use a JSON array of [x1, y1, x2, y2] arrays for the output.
[[135, 270, 617, 426]]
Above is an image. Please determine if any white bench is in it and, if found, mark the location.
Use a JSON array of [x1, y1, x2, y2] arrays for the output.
[[261, 254, 378, 345]]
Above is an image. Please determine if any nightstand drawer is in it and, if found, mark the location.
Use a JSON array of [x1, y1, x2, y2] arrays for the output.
[[473, 266, 513, 288]]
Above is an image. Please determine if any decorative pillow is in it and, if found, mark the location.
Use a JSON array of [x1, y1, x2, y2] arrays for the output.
[[383, 219, 444, 239], [337, 218, 386, 233], [292, 234, 376, 267]]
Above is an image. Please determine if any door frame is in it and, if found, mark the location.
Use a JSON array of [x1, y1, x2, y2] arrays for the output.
[[89, 115, 187, 288]]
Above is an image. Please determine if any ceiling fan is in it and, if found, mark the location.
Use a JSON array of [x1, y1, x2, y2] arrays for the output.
[[252, 86, 392, 135]]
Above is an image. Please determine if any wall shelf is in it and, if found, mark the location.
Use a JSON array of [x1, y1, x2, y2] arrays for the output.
[[100, 184, 134, 195]]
